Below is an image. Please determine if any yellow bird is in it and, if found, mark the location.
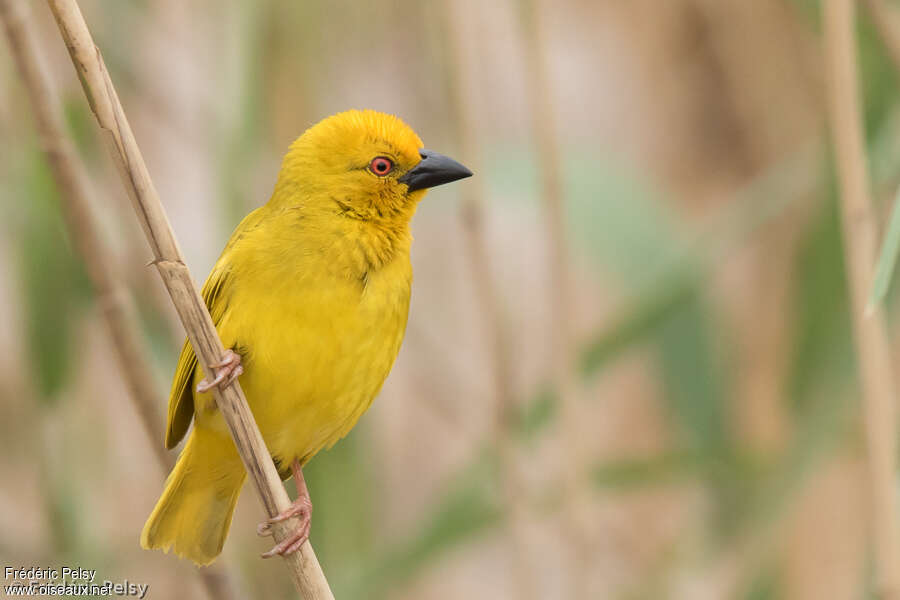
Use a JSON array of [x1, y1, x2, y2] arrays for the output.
[[140, 109, 471, 565]]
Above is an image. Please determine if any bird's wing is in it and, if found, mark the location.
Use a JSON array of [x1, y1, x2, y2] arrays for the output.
[[164, 339, 196, 449], [164, 268, 231, 449], [164, 207, 266, 449]]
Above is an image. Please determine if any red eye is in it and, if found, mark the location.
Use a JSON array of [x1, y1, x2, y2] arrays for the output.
[[369, 156, 394, 176]]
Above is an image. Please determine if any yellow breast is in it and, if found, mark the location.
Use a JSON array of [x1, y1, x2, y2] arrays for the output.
[[193, 206, 413, 467]]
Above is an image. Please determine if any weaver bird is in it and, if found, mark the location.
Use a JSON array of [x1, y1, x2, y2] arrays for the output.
[[141, 109, 471, 565]]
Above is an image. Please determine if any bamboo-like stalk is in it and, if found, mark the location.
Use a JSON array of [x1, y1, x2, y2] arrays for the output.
[[519, 0, 589, 595], [0, 3, 242, 600], [42, 1, 333, 597], [521, 0, 576, 393], [442, 0, 514, 436], [823, 1, 900, 598], [440, 2, 536, 598]]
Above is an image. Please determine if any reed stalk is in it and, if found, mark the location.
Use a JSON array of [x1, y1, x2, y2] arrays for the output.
[[823, 1, 900, 597], [441, 2, 536, 598], [519, 0, 589, 595], [41, 0, 333, 596]]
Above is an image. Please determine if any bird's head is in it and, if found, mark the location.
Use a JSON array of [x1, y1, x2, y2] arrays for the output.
[[273, 109, 472, 224]]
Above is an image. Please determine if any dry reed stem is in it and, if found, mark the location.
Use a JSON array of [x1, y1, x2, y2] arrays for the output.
[[42, 1, 333, 597], [519, 0, 589, 595], [441, 2, 537, 598], [0, 3, 243, 599], [823, 0, 900, 598], [522, 0, 576, 396]]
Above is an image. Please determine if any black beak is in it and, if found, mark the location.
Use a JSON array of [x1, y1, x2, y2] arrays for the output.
[[398, 149, 473, 192]]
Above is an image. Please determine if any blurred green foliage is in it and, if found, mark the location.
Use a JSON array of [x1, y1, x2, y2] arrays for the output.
[[18, 149, 92, 401], [787, 172, 853, 413], [869, 186, 900, 309], [345, 448, 501, 599]]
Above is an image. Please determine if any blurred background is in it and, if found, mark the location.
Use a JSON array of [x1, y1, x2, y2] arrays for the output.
[[2, 0, 900, 598]]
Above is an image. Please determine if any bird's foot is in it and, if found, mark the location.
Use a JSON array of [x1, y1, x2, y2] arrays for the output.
[[196, 349, 243, 393], [258, 496, 312, 558]]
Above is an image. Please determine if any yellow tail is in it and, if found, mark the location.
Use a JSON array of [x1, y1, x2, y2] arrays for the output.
[[141, 427, 245, 566]]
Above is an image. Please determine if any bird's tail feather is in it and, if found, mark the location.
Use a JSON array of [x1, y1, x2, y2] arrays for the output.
[[141, 427, 245, 566]]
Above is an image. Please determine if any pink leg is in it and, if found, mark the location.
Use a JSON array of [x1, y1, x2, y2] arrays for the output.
[[196, 349, 243, 393], [258, 458, 313, 558]]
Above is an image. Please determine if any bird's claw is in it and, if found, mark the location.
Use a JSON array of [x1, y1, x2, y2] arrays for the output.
[[258, 497, 312, 558], [196, 349, 243, 393]]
